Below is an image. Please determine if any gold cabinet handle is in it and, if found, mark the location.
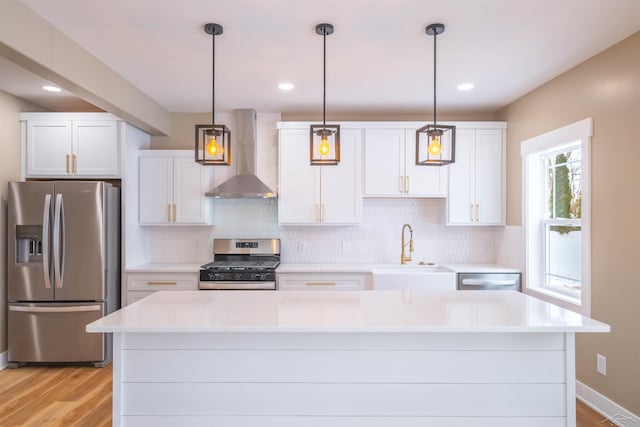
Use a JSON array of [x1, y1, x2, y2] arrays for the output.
[[405, 176, 410, 194], [306, 281, 336, 286], [146, 281, 177, 286], [173, 204, 177, 223], [66, 154, 70, 174], [72, 154, 77, 174]]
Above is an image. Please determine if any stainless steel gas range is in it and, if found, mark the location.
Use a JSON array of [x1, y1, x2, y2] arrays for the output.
[[199, 239, 280, 290]]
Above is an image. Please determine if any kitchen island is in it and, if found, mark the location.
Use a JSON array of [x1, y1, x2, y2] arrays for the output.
[[87, 290, 609, 427]]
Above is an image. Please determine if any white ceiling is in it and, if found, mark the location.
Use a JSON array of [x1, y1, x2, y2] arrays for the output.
[[5, 0, 640, 115]]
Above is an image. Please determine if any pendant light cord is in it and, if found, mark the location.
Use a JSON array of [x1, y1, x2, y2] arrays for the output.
[[323, 29, 327, 128], [432, 30, 437, 127], [211, 30, 216, 126]]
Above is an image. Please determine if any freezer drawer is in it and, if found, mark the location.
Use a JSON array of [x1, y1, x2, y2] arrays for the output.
[[457, 273, 521, 291], [8, 302, 107, 364]]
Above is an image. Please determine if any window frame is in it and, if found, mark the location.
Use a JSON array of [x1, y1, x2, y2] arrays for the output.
[[521, 118, 592, 315]]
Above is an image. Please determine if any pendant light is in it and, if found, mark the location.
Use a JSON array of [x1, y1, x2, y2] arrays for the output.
[[416, 23, 455, 166], [195, 23, 231, 166], [310, 23, 340, 165]]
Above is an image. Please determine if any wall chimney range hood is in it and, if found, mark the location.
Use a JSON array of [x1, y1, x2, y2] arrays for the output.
[[205, 109, 276, 198]]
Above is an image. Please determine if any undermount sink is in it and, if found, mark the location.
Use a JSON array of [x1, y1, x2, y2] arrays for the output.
[[372, 264, 456, 290]]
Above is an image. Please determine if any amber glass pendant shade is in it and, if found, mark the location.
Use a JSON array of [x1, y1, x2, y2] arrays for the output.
[[195, 124, 231, 165], [310, 124, 340, 165], [416, 123, 455, 166]]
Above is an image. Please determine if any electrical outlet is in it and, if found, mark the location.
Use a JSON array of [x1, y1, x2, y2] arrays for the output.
[[342, 241, 351, 253], [597, 354, 607, 375], [297, 241, 307, 253]]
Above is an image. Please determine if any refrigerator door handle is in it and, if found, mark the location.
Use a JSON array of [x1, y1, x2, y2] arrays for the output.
[[53, 194, 65, 289], [42, 194, 52, 289], [9, 305, 102, 313]]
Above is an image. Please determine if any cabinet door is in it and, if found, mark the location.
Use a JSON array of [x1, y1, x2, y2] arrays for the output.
[[278, 130, 320, 224], [73, 121, 119, 176], [173, 158, 207, 224], [363, 129, 404, 196], [474, 129, 504, 224], [321, 130, 362, 224], [139, 157, 173, 224], [447, 129, 476, 224], [26, 120, 73, 176], [278, 273, 368, 290], [404, 130, 448, 197]]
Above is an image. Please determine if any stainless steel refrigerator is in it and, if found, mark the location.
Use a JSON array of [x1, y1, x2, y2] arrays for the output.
[[7, 181, 120, 367]]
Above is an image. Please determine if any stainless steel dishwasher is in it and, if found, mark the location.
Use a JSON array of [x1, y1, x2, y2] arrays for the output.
[[457, 272, 521, 291]]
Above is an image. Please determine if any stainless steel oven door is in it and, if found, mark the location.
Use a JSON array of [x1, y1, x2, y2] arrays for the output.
[[198, 281, 276, 290]]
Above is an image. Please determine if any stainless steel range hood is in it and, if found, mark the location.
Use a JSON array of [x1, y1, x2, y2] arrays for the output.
[[206, 109, 276, 198]]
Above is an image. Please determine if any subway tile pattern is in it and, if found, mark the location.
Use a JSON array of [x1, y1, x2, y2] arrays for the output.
[[146, 198, 500, 265]]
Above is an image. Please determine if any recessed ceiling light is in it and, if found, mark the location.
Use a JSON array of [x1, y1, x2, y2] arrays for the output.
[[42, 85, 62, 92], [457, 83, 474, 91], [278, 82, 295, 91]]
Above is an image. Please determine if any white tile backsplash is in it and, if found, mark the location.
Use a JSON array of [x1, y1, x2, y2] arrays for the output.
[[145, 198, 501, 265]]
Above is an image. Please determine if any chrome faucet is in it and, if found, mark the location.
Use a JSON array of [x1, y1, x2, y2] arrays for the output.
[[401, 224, 414, 264]]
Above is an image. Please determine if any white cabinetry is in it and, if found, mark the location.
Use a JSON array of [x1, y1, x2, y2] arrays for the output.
[[278, 128, 362, 225], [364, 128, 446, 197], [21, 113, 121, 178], [447, 128, 505, 225], [139, 150, 213, 225], [126, 271, 199, 305], [278, 273, 371, 290]]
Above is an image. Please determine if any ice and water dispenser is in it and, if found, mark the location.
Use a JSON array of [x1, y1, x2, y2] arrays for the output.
[[15, 225, 43, 264]]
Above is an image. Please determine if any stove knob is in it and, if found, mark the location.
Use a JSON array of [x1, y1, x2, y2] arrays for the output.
[[214, 273, 224, 280], [235, 273, 242, 280], [261, 273, 269, 281]]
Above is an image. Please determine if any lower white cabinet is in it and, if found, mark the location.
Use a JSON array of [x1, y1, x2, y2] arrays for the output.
[[278, 273, 371, 290], [125, 272, 199, 305]]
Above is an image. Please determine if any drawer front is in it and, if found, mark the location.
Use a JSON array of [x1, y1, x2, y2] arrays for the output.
[[278, 274, 369, 290], [127, 273, 198, 291]]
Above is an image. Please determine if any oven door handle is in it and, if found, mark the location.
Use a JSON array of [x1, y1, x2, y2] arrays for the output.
[[199, 281, 276, 290]]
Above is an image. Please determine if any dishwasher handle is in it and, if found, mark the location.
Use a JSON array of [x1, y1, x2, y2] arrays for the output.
[[461, 279, 518, 286]]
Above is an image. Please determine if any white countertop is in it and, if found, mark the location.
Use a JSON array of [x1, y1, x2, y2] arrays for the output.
[[277, 263, 520, 274], [87, 290, 609, 334]]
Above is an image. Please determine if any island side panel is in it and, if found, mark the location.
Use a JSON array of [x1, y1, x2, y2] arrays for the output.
[[115, 331, 573, 426]]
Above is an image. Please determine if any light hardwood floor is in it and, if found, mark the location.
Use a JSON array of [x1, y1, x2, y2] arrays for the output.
[[0, 365, 611, 426], [0, 365, 111, 426]]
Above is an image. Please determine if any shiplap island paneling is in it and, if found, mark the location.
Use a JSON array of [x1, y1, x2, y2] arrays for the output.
[[87, 290, 609, 427]]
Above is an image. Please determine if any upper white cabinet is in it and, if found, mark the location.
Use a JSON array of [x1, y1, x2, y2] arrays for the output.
[[363, 128, 447, 197], [278, 128, 362, 225], [139, 150, 213, 225], [447, 128, 505, 225], [21, 113, 121, 178]]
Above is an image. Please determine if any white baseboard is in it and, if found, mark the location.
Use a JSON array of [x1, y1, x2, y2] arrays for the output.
[[0, 351, 7, 370], [577, 380, 639, 425]]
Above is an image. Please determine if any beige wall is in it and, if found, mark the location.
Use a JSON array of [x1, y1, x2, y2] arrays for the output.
[[0, 90, 45, 354], [496, 32, 640, 412]]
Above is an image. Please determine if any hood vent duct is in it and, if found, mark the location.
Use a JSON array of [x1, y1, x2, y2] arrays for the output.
[[205, 109, 276, 198]]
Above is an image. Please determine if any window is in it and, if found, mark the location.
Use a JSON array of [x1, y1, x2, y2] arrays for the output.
[[521, 118, 591, 315]]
